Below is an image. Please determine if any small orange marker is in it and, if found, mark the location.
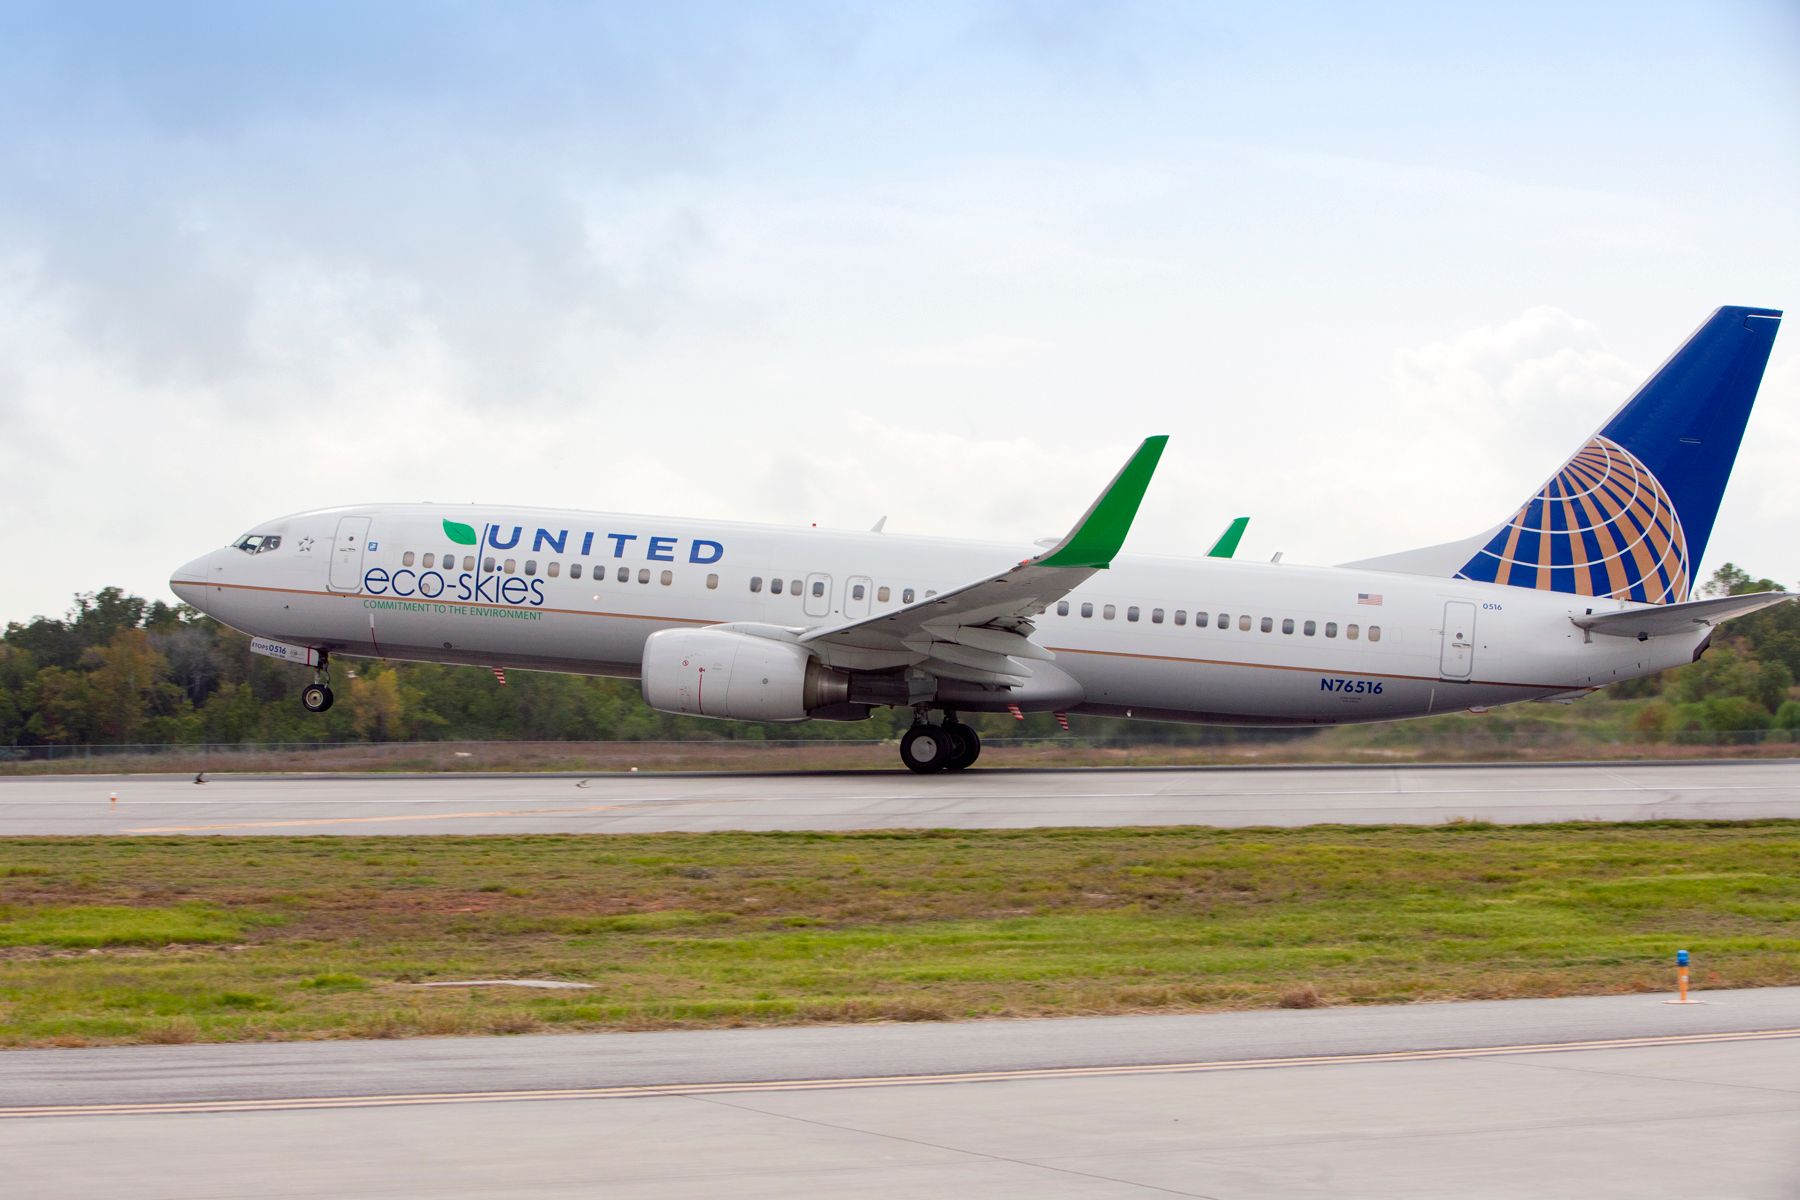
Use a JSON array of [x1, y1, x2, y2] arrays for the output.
[[109, 791, 118, 806], [1666, 949, 1701, 1004]]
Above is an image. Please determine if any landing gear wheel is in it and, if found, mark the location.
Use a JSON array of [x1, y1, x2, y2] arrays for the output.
[[941, 721, 981, 771], [301, 683, 335, 713], [900, 724, 952, 773]]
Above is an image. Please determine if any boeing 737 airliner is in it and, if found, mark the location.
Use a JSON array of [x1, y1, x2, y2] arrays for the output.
[[172, 307, 1789, 771]]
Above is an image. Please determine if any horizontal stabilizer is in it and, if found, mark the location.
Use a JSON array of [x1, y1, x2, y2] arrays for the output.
[[1572, 591, 1793, 638]]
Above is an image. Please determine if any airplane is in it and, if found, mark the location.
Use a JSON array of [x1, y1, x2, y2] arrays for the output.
[[171, 306, 1790, 773]]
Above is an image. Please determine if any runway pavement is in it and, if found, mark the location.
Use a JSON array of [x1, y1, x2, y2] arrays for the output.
[[0, 759, 1796, 835], [5, 989, 1798, 1198]]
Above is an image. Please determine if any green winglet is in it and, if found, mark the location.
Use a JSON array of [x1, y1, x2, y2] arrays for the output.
[[1206, 516, 1249, 558], [1036, 435, 1169, 569]]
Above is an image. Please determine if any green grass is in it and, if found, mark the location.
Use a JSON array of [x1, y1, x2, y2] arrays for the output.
[[0, 903, 256, 948], [2, 823, 1798, 1046]]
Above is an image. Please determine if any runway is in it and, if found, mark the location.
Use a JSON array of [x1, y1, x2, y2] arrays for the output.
[[5, 989, 1798, 1198], [1, 760, 1796, 835]]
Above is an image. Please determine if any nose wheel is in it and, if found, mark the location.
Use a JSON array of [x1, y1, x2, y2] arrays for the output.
[[300, 652, 334, 713]]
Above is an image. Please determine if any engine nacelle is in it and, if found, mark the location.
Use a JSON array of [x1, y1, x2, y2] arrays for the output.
[[641, 628, 853, 722]]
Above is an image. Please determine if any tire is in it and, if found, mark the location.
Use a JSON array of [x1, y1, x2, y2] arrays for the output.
[[301, 683, 335, 713], [941, 721, 981, 770], [900, 724, 952, 773]]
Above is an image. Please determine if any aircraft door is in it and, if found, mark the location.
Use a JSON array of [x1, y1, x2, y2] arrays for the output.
[[329, 516, 372, 592], [803, 572, 833, 619], [1439, 601, 1476, 679], [844, 575, 873, 619]]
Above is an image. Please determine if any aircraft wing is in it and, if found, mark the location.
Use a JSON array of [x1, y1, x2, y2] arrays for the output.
[[796, 436, 1168, 685], [1571, 591, 1793, 639]]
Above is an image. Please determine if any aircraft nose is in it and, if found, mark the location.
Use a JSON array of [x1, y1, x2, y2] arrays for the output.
[[169, 551, 216, 604]]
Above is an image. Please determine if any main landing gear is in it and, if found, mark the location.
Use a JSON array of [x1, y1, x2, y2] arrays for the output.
[[900, 711, 981, 774], [300, 653, 335, 713]]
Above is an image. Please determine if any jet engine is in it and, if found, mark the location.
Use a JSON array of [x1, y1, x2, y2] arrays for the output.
[[641, 628, 857, 722]]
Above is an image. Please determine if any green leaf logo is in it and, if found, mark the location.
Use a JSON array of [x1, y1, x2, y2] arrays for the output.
[[442, 519, 479, 546]]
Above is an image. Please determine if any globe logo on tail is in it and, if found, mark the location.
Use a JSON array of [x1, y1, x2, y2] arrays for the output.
[[1457, 435, 1689, 604]]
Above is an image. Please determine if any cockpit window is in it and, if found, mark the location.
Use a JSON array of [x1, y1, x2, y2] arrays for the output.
[[234, 534, 281, 554]]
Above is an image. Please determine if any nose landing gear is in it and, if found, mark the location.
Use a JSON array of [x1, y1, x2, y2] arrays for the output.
[[900, 710, 981, 774], [300, 653, 335, 713]]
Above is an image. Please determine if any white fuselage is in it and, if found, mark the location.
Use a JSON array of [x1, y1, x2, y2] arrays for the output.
[[170, 504, 1706, 727]]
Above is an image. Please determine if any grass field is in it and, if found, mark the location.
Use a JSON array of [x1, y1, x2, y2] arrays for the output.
[[3, 822, 1798, 1047]]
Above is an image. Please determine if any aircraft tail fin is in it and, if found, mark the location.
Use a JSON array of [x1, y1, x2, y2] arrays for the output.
[[1348, 306, 1782, 603]]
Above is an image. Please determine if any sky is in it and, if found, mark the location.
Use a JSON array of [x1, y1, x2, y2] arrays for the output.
[[1, 0, 1796, 623]]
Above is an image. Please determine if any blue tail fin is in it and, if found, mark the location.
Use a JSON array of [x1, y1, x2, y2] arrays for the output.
[[1349, 307, 1783, 602]]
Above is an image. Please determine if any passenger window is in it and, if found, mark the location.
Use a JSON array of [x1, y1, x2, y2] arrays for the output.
[[1056, 601, 1070, 616], [571, 563, 582, 580], [422, 553, 435, 569], [1151, 608, 1163, 624], [1369, 626, 1382, 642], [1347, 624, 1360, 640], [1260, 617, 1272, 633], [548, 562, 560, 578], [750, 576, 763, 593], [770, 578, 784, 594], [1174, 610, 1187, 626], [616, 567, 629, 583], [1282, 618, 1295, 634], [878, 586, 891, 602], [903, 588, 915, 604], [1081, 602, 1094, 618], [403, 551, 416, 567], [638, 569, 651, 584], [811, 580, 825, 598], [524, 560, 537, 576], [1127, 606, 1140, 622], [1194, 611, 1208, 627], [1325, 622, 1337, 637], [503, 558, 516, 574], [483, 556, 495, 572], [791, 580, 802, 596], [926, 590, 937, 598], [706, 573, 719, 590], [851, 583, 865, 600], [661, 571, 673, 586], [1103, 604, 1116, 620], [1239, 615, 1252, 631], [1303, 619, 1316, 636]]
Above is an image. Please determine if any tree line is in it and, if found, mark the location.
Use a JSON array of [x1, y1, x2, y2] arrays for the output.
[[1, 566, 1795, 749]]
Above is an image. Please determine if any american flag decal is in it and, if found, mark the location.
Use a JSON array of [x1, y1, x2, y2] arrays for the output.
[[1357, 593, 1384, 606]]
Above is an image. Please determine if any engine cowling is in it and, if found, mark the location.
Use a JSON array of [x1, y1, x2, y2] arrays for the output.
[[641, 628, 853, 722]]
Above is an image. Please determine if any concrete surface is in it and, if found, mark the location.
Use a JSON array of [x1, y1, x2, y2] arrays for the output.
[[6, 986, 1798, 1108], [4, 990, 1798, 1198], [2, 760, 1796, 835]]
